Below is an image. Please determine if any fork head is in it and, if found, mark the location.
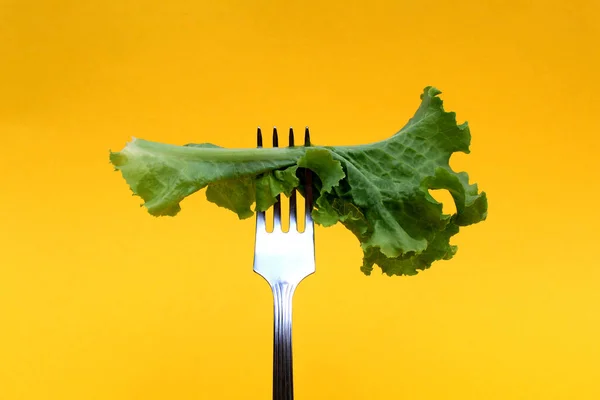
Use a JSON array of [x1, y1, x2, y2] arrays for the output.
[[253, 127, 316, 286]]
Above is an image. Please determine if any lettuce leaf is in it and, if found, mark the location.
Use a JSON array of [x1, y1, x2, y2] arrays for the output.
[[109, 87, 488, 276]]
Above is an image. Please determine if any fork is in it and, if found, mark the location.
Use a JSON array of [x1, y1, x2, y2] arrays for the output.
[[253, 126, 316, 400]]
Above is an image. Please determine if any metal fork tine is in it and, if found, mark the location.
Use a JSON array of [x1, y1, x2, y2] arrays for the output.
[[272, 127, 282, 232], [289, 128, 297, 232], [304, 125, 310, 147], [256, 204, 267, 232], [257, 126, 263, 148], [273, 126, 279, 147], [256, 127, 266, 232], [304, 127, 314, 230], [288, 126, 295, 147]]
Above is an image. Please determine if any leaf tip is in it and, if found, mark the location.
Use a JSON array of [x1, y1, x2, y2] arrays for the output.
[[424, 86, 442, 98], [109, 151, 128, 167]]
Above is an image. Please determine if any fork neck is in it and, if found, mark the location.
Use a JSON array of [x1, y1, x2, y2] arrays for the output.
[[272, 281, 296, 400]]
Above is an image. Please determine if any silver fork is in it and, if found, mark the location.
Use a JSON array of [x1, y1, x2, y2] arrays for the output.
[[253, 126, 316, 400]]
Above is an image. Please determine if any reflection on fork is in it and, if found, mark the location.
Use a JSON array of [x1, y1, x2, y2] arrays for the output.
[[253, 126, 316, 400]]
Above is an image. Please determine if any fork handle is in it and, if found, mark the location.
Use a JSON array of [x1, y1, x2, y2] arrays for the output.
[[272, 281, 296, 400]]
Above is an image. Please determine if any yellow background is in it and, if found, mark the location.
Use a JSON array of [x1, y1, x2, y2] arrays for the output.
[[1, 0, 599, 399]]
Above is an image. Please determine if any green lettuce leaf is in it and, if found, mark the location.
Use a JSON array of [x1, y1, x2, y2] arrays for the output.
[[109, 87, 488, 276]]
